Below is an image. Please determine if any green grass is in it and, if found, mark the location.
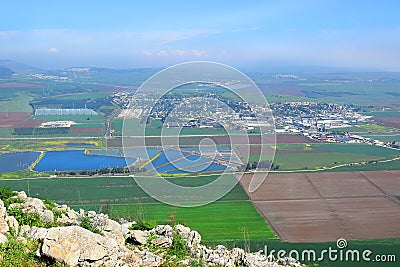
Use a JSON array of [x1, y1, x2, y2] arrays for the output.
[[359, 124, 388, 131], [273, 152, 380, 170], [273, 144, 312, 150], [109, 201, 277, 242], [70, 122, 104, 128], [57, 92, 111, 100], [0, 175, 273, 242], [361, 133, 400, 142], [325, 158, 400, 172], [0, 139, 104, 152], [312, 143, 400, 157], [0, 175, 248, 206], [326, 126, 368, 132], [0, 128, 11, 138], [0, 95, 33, 113], [114, 117, 235, 136], [271, 143, 400, 170]]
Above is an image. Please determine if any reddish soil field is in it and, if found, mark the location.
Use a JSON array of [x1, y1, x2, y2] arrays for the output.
[[360, 170, 400, 196], [15, 119, 43, 128], [235, 145, 275, 156], [239, 171, 400, 242], [70, 128, 103, 134], [276, 135, 315, 144], [373, 117, 400, 129], [0, 112, 31, 127], [0, 83, 46, 88]]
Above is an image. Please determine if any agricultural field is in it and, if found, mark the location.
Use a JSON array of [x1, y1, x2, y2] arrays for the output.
[[0, 175, 275, 242], [0, 112, 31, 128], [0, 139, 103, 151], [237, 143, 400, 171], [240, 171, 400, 242], [324, 158, 400, 172], [0, 95, 33, 113], [12, 114, 106, 136], [113, 117, 233, 137], [361, 133, 400, 142], [239, 142, 400, 171], [326, 125, 389, 133], [298, 82, 400, 104], [109, 202, 277, 241], [0, 128, 11, 137], [367, 111, 400, 129]]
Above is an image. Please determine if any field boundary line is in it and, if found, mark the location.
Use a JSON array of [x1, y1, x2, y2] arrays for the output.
[[252, 201, 286, 242], [358, 171, 400, 206]]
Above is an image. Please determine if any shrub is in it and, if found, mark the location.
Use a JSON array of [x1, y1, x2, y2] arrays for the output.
[[3, 197, 25, 207], [43, 199, 57, 211], [0, 237, 40, 267], [7, 207, 44, 228], [129, 219, 158, 231], [170, 233, 189, 260], [78, 217, 102, 235], [0, 187, 16, 201]]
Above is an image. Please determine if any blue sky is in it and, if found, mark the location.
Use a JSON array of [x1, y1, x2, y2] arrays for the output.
[[1, 0, 400, 70]]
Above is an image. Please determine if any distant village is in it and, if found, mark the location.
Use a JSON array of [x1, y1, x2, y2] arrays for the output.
[[111, 92, 399, 149]]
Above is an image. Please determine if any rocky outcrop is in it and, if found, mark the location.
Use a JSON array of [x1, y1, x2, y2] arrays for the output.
[[9, 196, 54, 224], [0, 191, 305, 267]]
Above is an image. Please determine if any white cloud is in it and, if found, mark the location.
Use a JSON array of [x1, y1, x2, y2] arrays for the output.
[[175, 49, 187, 56], [157, 50, 168, 56], [143, 50, 153, 56], [191, 49, 205, 57], [49, 47, 58, 53]]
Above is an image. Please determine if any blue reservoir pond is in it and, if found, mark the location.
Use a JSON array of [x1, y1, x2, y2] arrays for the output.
[[0, 152, 40, 173], [146, 148, 228, 174], [34, 150, 136, 172], [66, 143, 96, 147], [0, 146, 230, 174]]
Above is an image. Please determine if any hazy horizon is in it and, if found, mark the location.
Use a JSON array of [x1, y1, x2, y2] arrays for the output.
[[1, 1, 400, 71]]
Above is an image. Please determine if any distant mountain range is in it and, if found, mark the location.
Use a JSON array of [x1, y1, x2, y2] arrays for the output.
[[0, 59, 42, 74]]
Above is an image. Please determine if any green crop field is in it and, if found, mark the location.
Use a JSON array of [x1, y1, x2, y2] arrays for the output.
[[31, 114, 104, 123], [300, 82, 400, 104], [245, 143, 399, 170], [109, 202, 277, 242], [0, 175, 275, 242], [114, 117, 237, 136], [312, 143, 400, 157], [273, 144, 312, 150], [325, 158, 400, 172], [71, 122, 104, 128], [273, 152, 380, 170], [0, 128, 11, 138], [326, 126, 369, 132], [361, 133, 400, 142], [0, 139, 103, 152], [0, 95, 33, 113], [0, 175, 248, 206], [239, 141, 400, 170], [57, 92, 112, 100]]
